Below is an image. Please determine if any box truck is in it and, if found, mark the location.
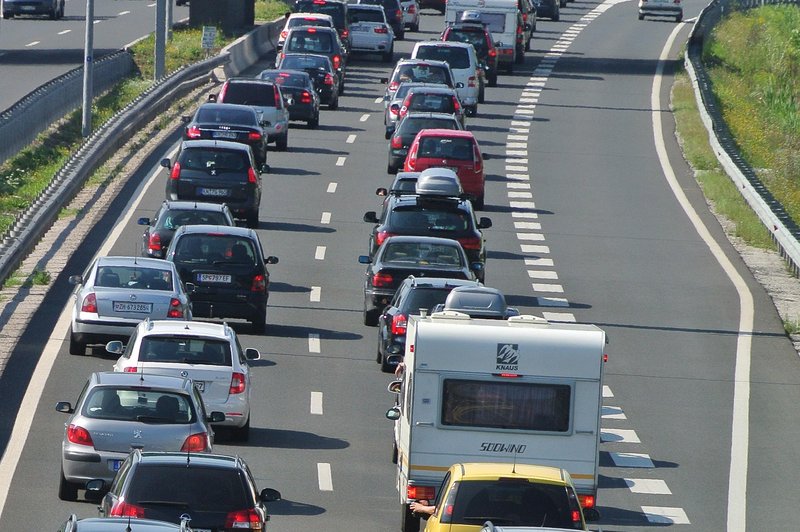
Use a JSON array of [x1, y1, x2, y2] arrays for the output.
[[386, 312, 606, 532]]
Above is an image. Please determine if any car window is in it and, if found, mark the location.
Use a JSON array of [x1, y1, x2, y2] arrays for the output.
[[455, 10, 505, 33], [382, 241, 463, 266], [287, 31, 334, 53], [95, 265, 173, 290], [447, 30, 488, 55], [196, 107, 257, 126], [156, 209, 231, 230], [138, 336, 233, 366], [127, 465, 250, 510], [390, 208, 470, 232], [173, 234, 257, 266], [235, 336, 247, 366], [223, 83, 276, 107], [180, 148, 250, 173], [418, 137, 474, 160], [403, 287, 452, 313], [349, 8, 384, 22], [83, 388, 196, 423], [416, 46, 470, 69], [394, 64, 450, 85], [408, 93, 454, 114]]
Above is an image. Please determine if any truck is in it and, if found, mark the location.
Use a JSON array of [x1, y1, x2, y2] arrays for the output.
[[444, 0, 529, 72], [385, 311, 606, 532]]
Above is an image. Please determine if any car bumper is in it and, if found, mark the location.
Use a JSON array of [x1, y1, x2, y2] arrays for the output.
[[62, 446, 129, 485], [388, 149, 408, 169], [4, 4, 52, 15], [190, 294, 266, 320], [71, 315, 140, 342], [350, 37, 393, 52], [204, 393, 250, 428], [288, 104, 316, 121], [264, 123, 288, 142], [365, 288, 395, 312]]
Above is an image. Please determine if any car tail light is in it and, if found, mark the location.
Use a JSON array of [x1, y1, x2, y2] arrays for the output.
[[230, 372, 247, 394], [341, 29, 349, 39], [124, 367, 138, 373], [579, 494, 595, 509], [332, 54, 341, 70], [67, 424, 94, 447], [458, 236, 482, 250], [375, 26, 388, 34], [218, 82, 228, 102], [251, 274, 266, 292], [400, 95, 412, 116], [572, 509, 582, 525], [186, 126, 201, 139], [147, 232, 161, 253], [280, 30, 288, 39], [390, 135, 403, 149], [473, 144, 483, 173], [501, 48, 513, 55], [468, 76, 476, 88], [522, 12, 528, 22], [248, 167, 258, 184], [301, 90, 312, 104], [167, 298, 183, 318], [248, 131, 262, 141], [372, 272, 393, 287], [517, 24, 523, 35], [388, 81, 399, 92], [81, 293, 97, 313], [406, 145, 417, 170], [408, 4, 416, 13], [395, 8, 402, 19], [488, 48, 497, 57], [225, 509, 261, 529], [181, 432, 209, 452], [324, 73, 335, 85], [407, 485, 435, 501], [169, 161, 182, 180], [375, 231, 395, 246], [274, 85, 282, 108], [313, 0, 325, 3], [452, 96, 461, 111], [110, 501, 146, 518], [391, 313, 407, 335], [278, 51, 285, 63]]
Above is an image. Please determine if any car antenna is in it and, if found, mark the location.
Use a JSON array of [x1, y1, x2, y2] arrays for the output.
[[512, 450, 518, 474], [126, 515, 133, 532]]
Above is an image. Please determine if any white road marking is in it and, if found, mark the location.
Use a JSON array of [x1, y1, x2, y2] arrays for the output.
[[541, 312, 576, 322], [601, 428, 641, 443], [532, 283, 564, 293], [308, 333, 321, 353], [602, 406, 626, 419], [25, 41, 40, 47], [93, 20, 101, 25], [514, 221, 540, 229], [603, 385, 614, 398], [516, 232, 543, 241], [506, 173, 530, 181], [625, 478, 672, 495], [507, 182, 531, 189], [507, 135, 528, 141], [360, 113, 370, 122], [508, 191, 533, 199], [118, 10, 131, 15], [326, 182, 337, 193], [318, 463, 333, 491], [315, 246, 326, 260], [536, 296, 569, 307], [524, 257, 551, 266], [346, 134, 357, 143], [513, 212, 538, 219], [510, 124, 530, 131], [609, 452, 654, 468], [520, 244, 549, 254], [527, 270, 558, 280], [58, 29, 71, 35], [641, 507, 690, 525], [320, 212, 331, 224], [310, 392, 323, 415], [506, 142, 527, 149], [336, 156, 346, 166], [509, 201, 536, 209], [148, 3, 156, 7], [506, 158, 528, 165], [374, 97, 384, 103], [505, 150, 528, 157], [310, 286, 321, 302]]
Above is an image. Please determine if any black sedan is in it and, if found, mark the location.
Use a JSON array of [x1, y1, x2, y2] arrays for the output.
[[138, 200, 235, 258], [386, 112, 463, 174], [258, 69, 321, 128], [182, 103, 269, 167], [276, 53, 341, 109], [358, 235, 479, 326]]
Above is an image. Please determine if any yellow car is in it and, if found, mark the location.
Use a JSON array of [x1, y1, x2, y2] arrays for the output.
[[416, 462, 587, 531]]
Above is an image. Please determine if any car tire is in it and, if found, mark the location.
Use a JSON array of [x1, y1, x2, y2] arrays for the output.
[[59, 469, 79, 501], [329, 96, 339, 110], [308, 113, 319, 128], [475, 194, 485, 210], [411, 22, 419, 32], [402, 504, 420, 532], [552, 8, 560, 21], [338, 81, 345, 96], [231, 416, 250, 442], [380, 353, 394, 373], [676, 13, 682, 22], [478, 84, 485, 104], [69, 328, 86, 356], [363, 306, 379, 326], [638, 12, 645, 20], [488, 73, 498, 87], [246, 211, 259, 229], [516, 48, 525, 64], [276, 132, 288, 151], [382, 48, 394, 63], [251, 308, 267, 334]]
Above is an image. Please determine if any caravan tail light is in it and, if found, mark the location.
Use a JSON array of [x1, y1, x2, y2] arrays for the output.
[[407, 485, 435, 501], [391, 314, 407, 335], [579, 494, 596, 509]]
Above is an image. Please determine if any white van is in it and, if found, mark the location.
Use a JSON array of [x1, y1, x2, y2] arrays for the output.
[[411, 41, 485, 116], [445, 0, 526, 72], [386, 312, 606, 532]]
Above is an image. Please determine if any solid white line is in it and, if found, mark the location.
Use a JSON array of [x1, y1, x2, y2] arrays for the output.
[[25, 41, 40, 47], [326, 182, 337, 193], [315, 246, 326, 260], [346, 134, 357, 144], [318, 463, 333, 490], [310, 392, 323, 415], [310, 286, 321, 302], [308, 333, 321, 353], [58, 29, 71, 35], [336, 156, 346, 166], [651, 24, 752, 530], [360, 113, 370, 122]]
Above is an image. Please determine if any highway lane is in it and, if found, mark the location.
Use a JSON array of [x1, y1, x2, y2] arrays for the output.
[[0, 0, 189, 111], [2, 1, 800, 530]]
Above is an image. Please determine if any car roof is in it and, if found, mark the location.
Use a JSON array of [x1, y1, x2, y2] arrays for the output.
[[454, 462, 569, 485], [137, 319, 231, 339], [176, 224, 257, 238], [181, 139, 251, 152], [63, 517, 185, 531], [402, 112, 460, 121], [413, 128, 475, 138], [138, 451, 242, 468], [92, 371, 193, 391], [442, 285, 509, 315], [415, 41, 473, 50], [95, 256, 174, 269], [401, 276, 480, 289], [197, 102, 257, 114], [161, 200, 231, 213], [382, 235, 464, 247]]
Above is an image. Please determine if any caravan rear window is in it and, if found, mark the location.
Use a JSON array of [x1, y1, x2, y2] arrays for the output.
[[456, 11, 506, 33], [440, 379, 571, 432]]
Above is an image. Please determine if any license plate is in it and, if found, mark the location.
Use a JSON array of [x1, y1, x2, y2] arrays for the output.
[[109, 460, 123, 472], [21, 6, 35, 11], [198, 187, 229, 197], [113, 301, 153, 313], [194, 381, 205, 392], [212, 131, 237, 139], [197, 273, 232, 283]]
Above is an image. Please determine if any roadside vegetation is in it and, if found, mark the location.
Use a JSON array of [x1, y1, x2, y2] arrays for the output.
[[0, 0, 288, 238]]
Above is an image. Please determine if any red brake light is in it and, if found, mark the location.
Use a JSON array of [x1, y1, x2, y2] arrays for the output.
[[488, 48, 497, 57], [395, 8, 402, 18], [248, 131, 262, 141], [230, 372, 246, 394], [81, 293, 97, 313], [225, 509, 261, 529], [181, 432, 209, 452], [67, 424, 94, 447], [332, 54, 341, 70], [408, 5, 416, 13], [248, 167, 258, 184], [468, 75, 476, 88], [341, 29, 349, 38], [372, 272, 393, 287], [280, 30, 288, 39], [522, 13, 528, 21], [170, 161, 182, 180], [391, 314, 407, 335], [375, 26, 388, 34], [218, 82, 228, 102], [307, 27, 317, 33], [167, 298, 183, 318], [388, 81, 399, 92], [391, 135, 403, 149], [457, 236, 481, 250], [313, 0, 325, 4], [452, 96, 460, 111], [579, 494, 596, 509], [406, 145, 417, 170], [274, 85, 281, 108], [473, 144, 483, 172], [251, 273, 266, 292], [324, 73, 334, 85], [124, 367, 138, 373], [572, 509, 582, 524], [375, 231, 395, 246], [517, 25, 523, 35], [110, 501, 146, 518], [186, 126, 201, 139], [147, 232, 161, 252], [407, 485, 435, 500], [301, 90, 312, 104]]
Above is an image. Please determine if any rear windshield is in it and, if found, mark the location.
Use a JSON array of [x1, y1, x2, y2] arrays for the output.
[[455, 10, 505, 33], [294, 1, 346, 28], [389, 207, 470, 233], [83, 388, 195, 423], [195, 107, 257, 126], [393, 64, 451, 86], [260, 72, 310, 89], [95, 265, 173, 290], [137, 335, 233, 366], [399, 117, 458, 136], [155, 209, 231, 230], [179, 148, 251, 175], [286, 31, 334, 53], [407, 93, 455, 114], [403, 287, 452, 313], [381, 241, 464, 267], [280, 54, 330, 71], [359, 0, 397, 10], [288, 16, 332, 28], [348, 8, 384, 23], [447, 480, 575, 527], [415, 46, 470, 69], [127, 465, 250, 510], [446, 29, 488, 55], [391, 177, 418, 193], [417, 136, 474, 160], [172, 234, 258, 267], [222, 82, 276, 106]]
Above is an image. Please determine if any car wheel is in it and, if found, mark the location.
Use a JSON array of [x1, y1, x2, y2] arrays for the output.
[[308, 113, 319, 129], [638, 12, 645, 20], [231, 416, 250, 442], [382, 48, 394, 63], [246, 211, 259, 229], [329, 96, 339, 110], [387, 163, 397, 174], [69, 328, 85, 356], [251, 308, 267, 334], [363, 305, 379, 326], [676, 13, 683, 22], [488, 73, 498, 87], [338, 81, 344, 96], [411, 22, 419, 32], [276, 132, 288, 151], [59, 469, 79, 501], [478, 84, 485, 104], [402, 503, 420, 532], [475, 194, 485, 210], [552, 8, 560, 21], [516, 48, 525, 64]]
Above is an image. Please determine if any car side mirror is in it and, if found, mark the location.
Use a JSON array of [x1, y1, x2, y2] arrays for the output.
[[160, 158, 171, 169], [387, 380, 402, 393], [180, 115, 191, 123], [386, 406, 401, 420], [260, 488, 282, 503], [85, 479, 107, 498], [478, 217, 492, 229], [245, 348, 261, 361], [208, 93, 218, 102], [358, 255, 372, 264], [105, 341, 124, 355], [376, 187, 388, 197], [55, 401, 74, 414], [471, 262, 484, 272], [183, 282, 196, 295], [363, 211, 379, 223], [68, 275, 83, 285], [385, 127, 394, 140], [380, 77, 389, 84], [265, 256, 279, 265], [207, 411, 226, 423], [137, 217, 151, 226], [455, 82, 464, 88]]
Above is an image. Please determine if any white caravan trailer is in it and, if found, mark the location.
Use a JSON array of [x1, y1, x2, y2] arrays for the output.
[[444, 0, 524, 71]]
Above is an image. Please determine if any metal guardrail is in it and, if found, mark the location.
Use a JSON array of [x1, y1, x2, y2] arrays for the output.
[[686, 0, 800, 276], [0, 18, 283, 286]]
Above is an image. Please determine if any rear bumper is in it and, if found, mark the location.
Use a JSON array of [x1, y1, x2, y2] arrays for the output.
[[62, 446, 128, 485], [288, 104, 316, 121], [190, 294, 266, 320], [639, 3, 682, 15]]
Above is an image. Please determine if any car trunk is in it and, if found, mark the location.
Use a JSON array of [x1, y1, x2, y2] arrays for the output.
[[89, 418, 193, 454], [139, 363, 232, 404], [94, 287, 172, 319], [174, 168, 251, 205], [379, 266, 469, 290]]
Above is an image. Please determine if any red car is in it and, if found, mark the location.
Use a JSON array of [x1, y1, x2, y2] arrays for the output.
[[403, 129, 486, 209]]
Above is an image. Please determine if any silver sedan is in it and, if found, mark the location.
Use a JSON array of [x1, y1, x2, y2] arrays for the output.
[[68, 256, 192, 355]]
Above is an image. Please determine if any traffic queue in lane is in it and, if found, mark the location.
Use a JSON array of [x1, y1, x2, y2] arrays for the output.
[[49, 0, 591, 529]]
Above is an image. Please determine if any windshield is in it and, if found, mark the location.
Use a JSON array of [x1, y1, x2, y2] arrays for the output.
[[399, 117, 458, 137], [195, 107, 257, 126], [95, 265, 173, 290], [415, 46, 470, 69], [83, 388, 195, 423], [286, 31, 334, 53], [381, 241, 464, 267], [417, 137, 474, 160], [446, 29, 488, 56], [156, 209, 230, 230], [172, 234, 258, 266], [280, 54, 330, 71], [179, 148, 251, 174], [349, 8, 384, 22], [407, 92, 455, 114], [294, 1, 346, 28], [127, 465, 250, 511], [138, 336, 233, 366], [222, 83, 276, 106], [260, 72, 310, 89], [393, 64, 450, 86]]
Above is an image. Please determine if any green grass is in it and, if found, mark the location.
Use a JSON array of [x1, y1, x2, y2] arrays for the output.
[[256, 0, 293, 21]]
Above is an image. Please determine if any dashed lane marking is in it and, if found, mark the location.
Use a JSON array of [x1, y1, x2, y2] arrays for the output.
[[602, 406, 626, 419], [625, 479, 672, 495], [508, 191, 533, 199], [58, 30, 71, 35], [601, 428, 641, 444], [542, 312, 576, 322], [25, 41, 40, 47], [118, 10, 131, 15], [603, 386, 614, 398], [310, 392, 323, 415], [346, 134, 356, 143], [641, 507, 690, 525], [536, 297, 569, 307], [308, 334, 320, 353], [514, 221, 540, 230], [326, 182, 337, 193], [320, 212, 331, 224], [524, 257, 552, 266], [516, 232, 544, 241], [527, 270, 558, 280], [531, 283, 564, 293], [609, 452, 654, 468], [520, 244, 549, 254], [317, 463, 333, 491], [315, 246, 326, 260], [359, 113, 370, 122], [336, 156, 346, 166], [310, 286, 321, 302]]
